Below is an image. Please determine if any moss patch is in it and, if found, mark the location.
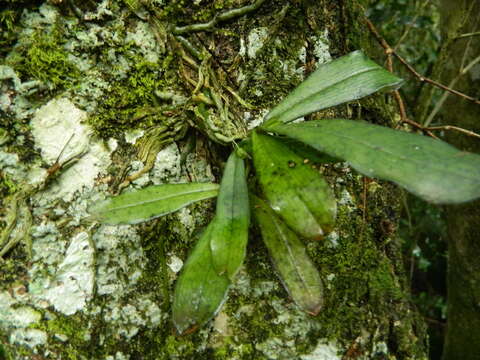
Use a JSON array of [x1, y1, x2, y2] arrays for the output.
[[6, 24, 80, 92], [87, 57, 178, 138]]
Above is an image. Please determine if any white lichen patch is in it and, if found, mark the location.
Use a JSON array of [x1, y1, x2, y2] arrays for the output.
[[10, 328, 48, 348], [30, 221, 65, 265], [89, 222, 169, 339], [300, 340, 341, 360], [0, 293, 46, 349], [176, 207, 195, 235], [30, 232, 95, 315], [230, 270, 322, 359], [83, 0, 114, 21], [125, 21, 160, 63], [338, 189, 355, 207], [94, 225, 144, 298], [311, 29, 332, 66], [0, 292, 41, 328], [252, 280, 279, 297], [325, 231, 340, 248], [151, 143, 182, 183], [30, 98, 113, 202], [21, 3, 58, 33], [125, 129, 145, 144], [255, 337, 296, 359], [130, 160, 151, 187], [0, 150, 27, 184], [0, 65, 43, 121], [167, 254, 184, 273], [275, 39, 307, 79], [245, 109, 269, 130], [102, 295, 165, 339], [213, 311, 230, 337], [245, 27, 269, 59], [105, 351, 129, 360]]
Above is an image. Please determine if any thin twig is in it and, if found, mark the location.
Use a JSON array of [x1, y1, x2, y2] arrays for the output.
[[364, 17, 480, 107], [401, 117, 438, 139], [393, 91, 408, 122], [392, 50, 480, 105], [455, 31, 480, 39], [425, 125, 480, 139], [424, 13, 480, 126], [424, 53, 480, 126], [363, 17, 480, 140]]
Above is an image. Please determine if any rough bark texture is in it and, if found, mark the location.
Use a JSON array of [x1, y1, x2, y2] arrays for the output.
[[435, 1, 480, 359], [0, 1, 428, 359]]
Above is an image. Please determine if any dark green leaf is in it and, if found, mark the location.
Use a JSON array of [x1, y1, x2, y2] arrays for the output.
[[263, 51, 403, 126], [172, 222, 230, 335], [89, 183, 219, 224], [252, 131, 336, 240], [210, 152, 250, 280], [270, 119, 480, 204], [279, 137, 339, 164], [253, 196, 324, 315]]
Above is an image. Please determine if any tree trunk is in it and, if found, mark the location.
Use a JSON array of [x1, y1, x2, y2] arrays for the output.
[[0, 1, 428, 358], [435, 1, 480, 359]]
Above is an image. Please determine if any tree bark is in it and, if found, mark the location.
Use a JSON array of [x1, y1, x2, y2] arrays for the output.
[[436, 1, 480, 359], [0, 1, 428, 358]]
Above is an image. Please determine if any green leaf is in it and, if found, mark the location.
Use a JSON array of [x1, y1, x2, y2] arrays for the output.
[[270, 119, 480, 204], [89, 183, 219, 224], [252, 131, 336, 240], [210, 152, 250, 280], [263, 50, 403, 126], [172, 222, 230, 335], [279, 137, 339, 164], [253, 196, 324, 315]]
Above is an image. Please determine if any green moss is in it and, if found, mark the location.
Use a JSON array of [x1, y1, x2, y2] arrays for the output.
[[0, 341, 9, 360], [213, 338, 255, 359], [0, 1, 43, 57], [6, 24, 80, 91], [88, 58, 176, 138], [0, 173, 18, 198], [27, 313, 91, 360]]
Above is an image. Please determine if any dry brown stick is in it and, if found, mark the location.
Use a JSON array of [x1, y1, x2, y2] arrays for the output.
[[392, 90, 408, 122], [401, 117, 438, 139], [365, 17, 411, 127], [392, 52, 480, 105], [424, 53, 480, 126], [364, 16, 480, 141], [426, 125, 480, 140], [365, 17, 480, 106]]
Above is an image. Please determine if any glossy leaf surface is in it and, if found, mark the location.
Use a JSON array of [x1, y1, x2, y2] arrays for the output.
[[263, 50, 403, 126], [254, 196, 324, 315], [89, 183, 219, 224], [172, 221, 230, 335], [210, 152, 250, 280], [252, 131, 336, 240], [270, 119, 480, 204]]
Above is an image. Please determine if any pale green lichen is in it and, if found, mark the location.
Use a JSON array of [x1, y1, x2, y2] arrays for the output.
[[245, 27, 269, 59], [311, 29, 332, 65], [31, 231, 95, 315]]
